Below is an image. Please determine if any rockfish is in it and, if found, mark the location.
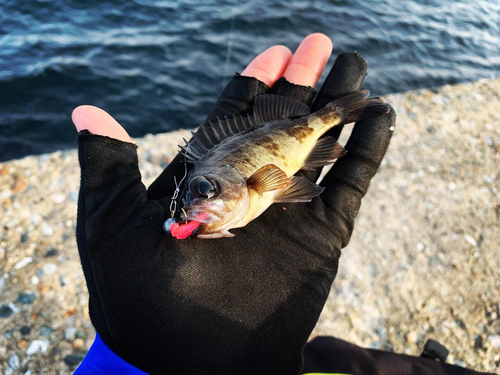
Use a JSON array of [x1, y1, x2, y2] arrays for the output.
[[166, 91, 389, 239]]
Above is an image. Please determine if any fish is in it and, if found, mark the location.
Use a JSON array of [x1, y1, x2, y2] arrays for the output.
[[166, 91, 389, 239]]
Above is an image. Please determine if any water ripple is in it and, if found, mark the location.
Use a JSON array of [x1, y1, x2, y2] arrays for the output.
[[0, 0, 498, 160]]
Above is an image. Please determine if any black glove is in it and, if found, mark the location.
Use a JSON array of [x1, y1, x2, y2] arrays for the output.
[[76, 52, 396, 375]]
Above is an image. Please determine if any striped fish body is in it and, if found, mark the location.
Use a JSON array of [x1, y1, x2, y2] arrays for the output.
[[175, 92, 389, 239]]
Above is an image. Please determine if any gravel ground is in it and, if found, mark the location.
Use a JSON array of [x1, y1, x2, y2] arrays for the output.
[[0, 78, 499, 374]]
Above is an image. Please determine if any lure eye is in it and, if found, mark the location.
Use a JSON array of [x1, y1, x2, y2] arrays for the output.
[[189, 176, 217, 199]]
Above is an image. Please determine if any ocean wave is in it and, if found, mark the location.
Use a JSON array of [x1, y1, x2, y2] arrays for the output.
[[0, 0, 498, 160]]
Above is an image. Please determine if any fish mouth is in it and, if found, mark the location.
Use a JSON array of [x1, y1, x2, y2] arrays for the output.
[[181, 204, 225, 224]]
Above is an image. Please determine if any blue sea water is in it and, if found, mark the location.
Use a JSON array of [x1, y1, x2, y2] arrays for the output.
[[0, 0, 498, 161]]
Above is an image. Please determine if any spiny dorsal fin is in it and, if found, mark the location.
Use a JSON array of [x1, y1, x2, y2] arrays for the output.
[[302, 136, 346, 170], [273, 176, 324, 203], [246, 164, 290, 196], [181, 95, 310, 163], [253, 94, 310, 123]]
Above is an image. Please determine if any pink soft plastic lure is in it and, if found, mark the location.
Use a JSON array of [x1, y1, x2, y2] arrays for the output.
[[168, 212, 209, 239]]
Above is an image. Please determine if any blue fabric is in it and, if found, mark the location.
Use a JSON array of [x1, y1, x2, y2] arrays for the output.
[[74, 333, 148, 375]]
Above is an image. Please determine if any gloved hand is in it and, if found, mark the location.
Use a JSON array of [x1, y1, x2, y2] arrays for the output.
[[74, 34, 396, 375]]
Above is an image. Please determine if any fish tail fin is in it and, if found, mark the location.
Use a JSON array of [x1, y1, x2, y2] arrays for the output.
[[327, 90, 390, 124]]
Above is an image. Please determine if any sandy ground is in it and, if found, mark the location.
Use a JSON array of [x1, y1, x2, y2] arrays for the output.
[[0, 78, 499, 374]]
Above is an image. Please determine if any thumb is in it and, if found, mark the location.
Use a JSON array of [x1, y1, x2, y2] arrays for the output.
[[73, 106, 148, 232], [72, 105, 132, 142]]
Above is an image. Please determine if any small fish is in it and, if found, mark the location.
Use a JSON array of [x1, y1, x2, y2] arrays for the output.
[[167, 91, 389, 239]]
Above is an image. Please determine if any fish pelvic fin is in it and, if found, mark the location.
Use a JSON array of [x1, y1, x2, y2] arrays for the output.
[[303, 136, 346, 170], [273, 176, 324, 203], [321, 90, 390, 125], [246, 164, 290, 196]]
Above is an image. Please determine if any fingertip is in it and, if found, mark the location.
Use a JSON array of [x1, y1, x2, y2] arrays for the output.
[[72, 105, 132, 143], [283, 33, 333, 87], [305, 33, 333, 53], [270, 44, 293, 59], [241, 45, 293, 87]]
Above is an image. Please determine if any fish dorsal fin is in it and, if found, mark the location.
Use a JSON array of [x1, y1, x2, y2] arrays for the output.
[[273, 176, 324, 203], [179, 95, 310, 163], [179, 115, 254, 162], [246, 164, 290, 195], [302, 136, 346, 170], [253, 94, 310, 124]]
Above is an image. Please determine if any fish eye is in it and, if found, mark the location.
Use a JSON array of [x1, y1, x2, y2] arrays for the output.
[[189, 176, 217, 199]]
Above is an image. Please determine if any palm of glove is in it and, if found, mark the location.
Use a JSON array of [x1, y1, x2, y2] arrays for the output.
[[76, 52, 395, 375]]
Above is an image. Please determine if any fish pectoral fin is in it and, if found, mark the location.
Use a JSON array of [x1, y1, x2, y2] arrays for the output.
[[197, 230, 235, 239], [303, 136, 346, 170], [273, 176, 324, 203], [253, 94, 310, 123], [246, 164, 290, 195]]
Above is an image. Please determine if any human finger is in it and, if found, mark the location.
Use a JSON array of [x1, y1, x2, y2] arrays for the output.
[[72, 105, 132, 143], [282, 33, 333, 87], [311, 52, 368, 139], [321, 107, 396, 246], [241, 45, 292, 87], [299, 52, 369, 182]]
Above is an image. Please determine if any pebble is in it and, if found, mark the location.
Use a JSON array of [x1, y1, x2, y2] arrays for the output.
[[64, 354, 85, 367], [40, 325, 54, 336], [42, 223, 53, 236], [20, 233, 29, 243], [0, 190, 12, 200], [60, 275, 68, 286], [14, 257, 32, 269], [406, 330, 419, 343], [26, 340, 50, 355], [30, 214, 41, 225], [18, 292, 36, 304], [488, 335, 500, 348], [73, 338, 85, 349], [8, 353, 20, 370], [69, 191, 79, 203], [64, 327, 78, 341], [44, 248, 59, 257], [0, 304, 14, 318], [0, 276, 5, 295], [52, 193, 66, 203], [20, 325, 31, 335], [17, 339, 27, 349], [12, 177, 28, 193], [8, 302, 19, 313], [464, 234, 478, 247], [42, 263, 57, 275]]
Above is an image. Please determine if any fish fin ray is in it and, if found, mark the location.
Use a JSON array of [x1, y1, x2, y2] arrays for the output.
[[184, 95, 310, 160], [274, 176, 324, 203], [327, 90, 390, 124], [199, 124, 220, 148], [246, 164, 290, 195], [197, 230, 235, 239], [178, 145, 201, 161], [253, 94, 310, 123], [191, 131, 210, 152], [303, 136, 346, 170]]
